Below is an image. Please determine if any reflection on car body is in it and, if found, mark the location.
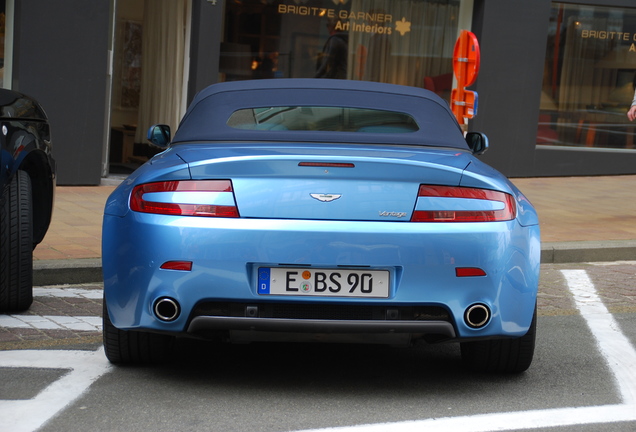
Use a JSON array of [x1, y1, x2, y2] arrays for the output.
[[102, 79, 539, 373]]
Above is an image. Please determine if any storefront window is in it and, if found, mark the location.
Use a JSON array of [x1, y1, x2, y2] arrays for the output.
[[221, 0, 460, 96], [539, 3, 636, 149]]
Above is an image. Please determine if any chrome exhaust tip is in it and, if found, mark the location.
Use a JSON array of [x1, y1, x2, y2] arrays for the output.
[[464, 303, 490, 328], [153, 297, 181, 322]]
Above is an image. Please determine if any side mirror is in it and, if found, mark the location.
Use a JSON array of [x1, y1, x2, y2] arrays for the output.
[[465, 132, 489, 155], [147, 124, 171, 148]]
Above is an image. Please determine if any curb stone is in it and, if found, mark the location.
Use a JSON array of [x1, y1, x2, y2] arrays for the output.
[[33, 259, 102, 286], [541, 240, 636, 264]]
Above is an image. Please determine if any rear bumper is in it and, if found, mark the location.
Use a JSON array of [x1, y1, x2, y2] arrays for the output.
[[103, 212, 540, 341], [188, 316, 456, 338]]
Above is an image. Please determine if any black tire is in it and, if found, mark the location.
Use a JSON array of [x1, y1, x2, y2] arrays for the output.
[[102, 301, 175, 364], [0, 170, 34, 312], [460, 305, 537, 373]]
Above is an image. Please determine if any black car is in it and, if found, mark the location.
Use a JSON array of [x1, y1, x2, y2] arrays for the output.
[[0, 88, 55, 311]]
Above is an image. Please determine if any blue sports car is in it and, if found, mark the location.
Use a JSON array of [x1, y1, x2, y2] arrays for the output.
[[102, 79, 540, 372]]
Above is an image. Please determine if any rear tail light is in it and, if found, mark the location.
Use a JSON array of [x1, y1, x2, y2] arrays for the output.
[[130, 180, 239, 217], [411, 185, 515, 222]]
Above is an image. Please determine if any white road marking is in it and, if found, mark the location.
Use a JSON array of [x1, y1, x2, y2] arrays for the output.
[[0, 286, 102, 331], [561, 269, 636, 405], [33, 286, 102, 299], [0, 286, 108, 432], [1, 275, 635, 432], [0, 315, 101, 331], [294, 269, 636, 432], [0, 348, 112, 432]]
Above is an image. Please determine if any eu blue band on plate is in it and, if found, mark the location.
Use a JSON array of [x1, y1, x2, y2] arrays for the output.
[[258, 268, 270, 294]]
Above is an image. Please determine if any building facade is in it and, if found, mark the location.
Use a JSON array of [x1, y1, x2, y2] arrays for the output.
[[3, 0, 636, 185]]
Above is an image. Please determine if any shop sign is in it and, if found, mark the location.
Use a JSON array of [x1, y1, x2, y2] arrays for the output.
[[580, 30, 636, 52], [277, 4, 412, 37]]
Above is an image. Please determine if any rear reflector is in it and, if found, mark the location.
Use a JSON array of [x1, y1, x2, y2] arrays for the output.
[[160, 261, 193, 271], [411, 185, 515, 222], [130, 180, 239, 217], [456, 267, 487, 277]]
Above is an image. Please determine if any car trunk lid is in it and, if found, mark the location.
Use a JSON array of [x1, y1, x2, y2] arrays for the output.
[[177, 144, 471, 221]]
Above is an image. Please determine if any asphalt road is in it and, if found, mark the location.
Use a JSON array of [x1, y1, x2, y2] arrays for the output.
[[1, 262, 635, 432]]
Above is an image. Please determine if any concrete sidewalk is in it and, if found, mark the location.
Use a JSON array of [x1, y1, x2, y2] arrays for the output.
[[32, 175, 636, 285]]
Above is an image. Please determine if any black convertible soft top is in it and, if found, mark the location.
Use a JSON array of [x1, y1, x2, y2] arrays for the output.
[[173, 79, 468, 150]]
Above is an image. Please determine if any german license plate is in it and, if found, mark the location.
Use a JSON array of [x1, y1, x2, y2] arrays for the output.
[[258, 267, 390, 298]]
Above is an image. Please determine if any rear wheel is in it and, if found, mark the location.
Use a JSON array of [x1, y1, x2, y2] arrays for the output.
[[0, 170, 34, 312], [102, 302, 175, 364], [460, 305, 537, 373]]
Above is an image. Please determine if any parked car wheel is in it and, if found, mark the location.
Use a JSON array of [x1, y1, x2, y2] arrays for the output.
[[102, 302, 175, 364], [0, 170, 34, 312], [460, 305, 537, 373]]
